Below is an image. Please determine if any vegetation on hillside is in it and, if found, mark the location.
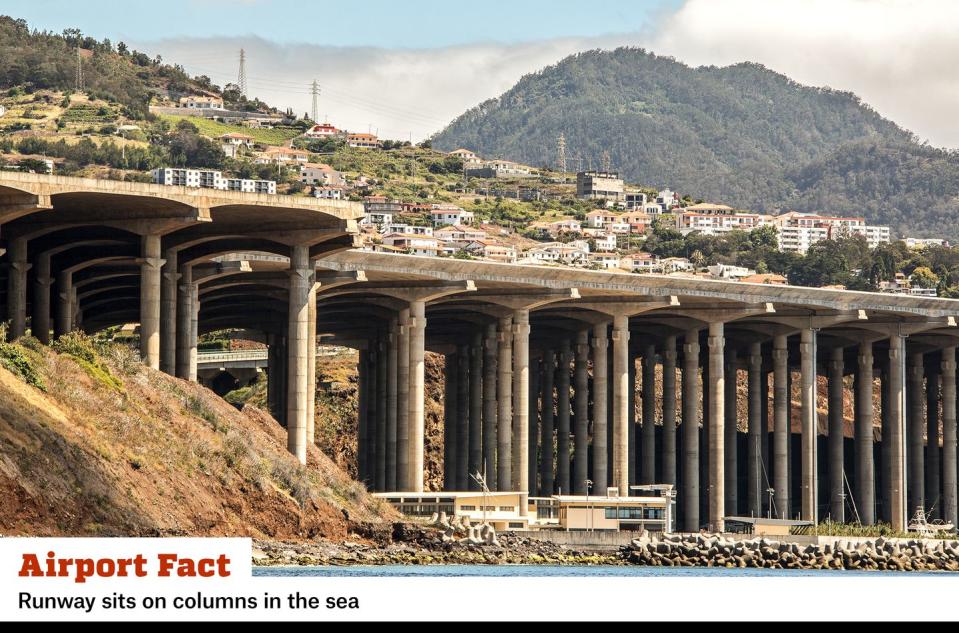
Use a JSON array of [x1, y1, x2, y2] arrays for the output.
[[433, 47, 959, 238]]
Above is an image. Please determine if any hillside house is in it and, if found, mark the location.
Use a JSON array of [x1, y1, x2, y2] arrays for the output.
[[179, 96, 224, 110], [300, 162, 343, 186], [304, 123, 342, 138], [431, 204, 474, 226], [347, 133, 382, 149]]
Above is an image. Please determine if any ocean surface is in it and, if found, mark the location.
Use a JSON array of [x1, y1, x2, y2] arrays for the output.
[[253, 565, 953, 577]]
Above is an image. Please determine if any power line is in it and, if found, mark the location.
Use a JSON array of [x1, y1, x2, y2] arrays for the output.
[[237, 49, 248, 97]]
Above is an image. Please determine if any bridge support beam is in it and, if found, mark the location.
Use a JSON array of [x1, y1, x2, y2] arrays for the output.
[[456, 346, 469, 491], [927, 366, 941, 520], [33, 255, 51, 345], [887, 334, 906, 531], [176, 266, 195, 380], [139, 234, 163, 370], [5, 237, 29, 341], [642, 342, 656, 485], [54, 270, 72, 339], [496, 316, 513, 491], [724, 347, 738, 516], [662, 336, 678, 488], [387, 319, 399, 491], [800, 328, 817, 523], [375, 335, 387, 491], [747, 342, 763, 518], [160, 248, 179, 375], [483, 323, 498, 488], [828, 347, 845, 523], [707, 322, 725, 533], [856, 342, 875, 524], [592, 321, 609, 495], [306, 284, 318, 448], [469, 332, 484, 491], [556, 339, 572, 495], [682, 329, 700, 532], [356, 347, 370, 485], [908, 352, 925, 520], [773, 334, 789, 519], [407, 299, 427, 492], [573, 329, 590, 495], [443, 350, 458, 491], [286, 245, 313, 465], [942, 347, 957, 527], [512, 308, 531, 515], [396, 308, 411, 490]]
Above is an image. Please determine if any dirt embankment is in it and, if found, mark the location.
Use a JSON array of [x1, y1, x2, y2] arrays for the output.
[[0, 334, 395, 538]]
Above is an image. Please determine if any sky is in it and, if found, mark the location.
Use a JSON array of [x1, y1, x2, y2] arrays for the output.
[[3, 0, 958, 146]]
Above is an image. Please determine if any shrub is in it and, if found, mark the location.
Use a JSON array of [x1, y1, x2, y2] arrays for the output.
[[0, 341, 46, 390]]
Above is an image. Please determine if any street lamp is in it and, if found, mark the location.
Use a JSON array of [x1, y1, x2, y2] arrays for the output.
[[585, 479, 594, 533]]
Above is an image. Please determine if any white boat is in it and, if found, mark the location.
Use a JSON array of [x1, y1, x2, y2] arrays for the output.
[[908, 507, 955, 537]]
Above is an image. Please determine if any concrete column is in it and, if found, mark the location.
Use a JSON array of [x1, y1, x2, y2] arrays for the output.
[[556, 339, 572, 495], [365, 347, 377, 481], [175, 266, 194, 380], [159, 248, 179, 375], [189, 283, 199, 382], [642, 342, 656, 485], [456, 347, 470, 491], [907, 352, 925, 519], [54, 270, 72, 339], [375, 336, 388, 491], [6, 237, 29, 340], [573, 329, 590, 495], [139, 234, 163, 369], [540, 349, 556, 495], [512, 309, 531, 513], [592, 322, 610, 495], [306, 286, 317, 447], [827, 347, 845, 523], [927, 366, 941, 520], [887, 334, 906, 531], [611, 315, 632, 497], [529, 357, 540, 497], [662, 336, 678, 488], [880, 364, 890, 523], [386, 320, 399, 490], [396, 308, 411, 490], [628, 352, 637, 487], [32, 254, 52, 345], [942, 347, 958, 527], [496, 316, 513, 491], [285, 245, 313, 465], [443, 352, 458, 491], [856, 342, 876, 524], [356, 348, 369, 484], [773, 334, 789, 519], [469, 331, 484, 490], [747, 342, 763, 517], [407, 300, 427, 493], [724, 347, 738, 516], [483, 323, 498, 483], [799, 328, 817, 523], [707, 322, 725, 533], [682, 330, 700, 532]]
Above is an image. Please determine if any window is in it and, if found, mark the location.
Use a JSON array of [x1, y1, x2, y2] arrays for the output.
[[498, 506, 514, 512], [461, 505, 476, 511], [508, 522, 524, 529]]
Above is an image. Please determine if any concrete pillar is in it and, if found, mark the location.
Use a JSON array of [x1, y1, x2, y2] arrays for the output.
[[724, 347, 738, 516], [761, 368, 770, 516], [375, 336, 388, 491], [54, 270, 72, 338], [139, 234, 163, 370], [662, 337, 678, 488], [175, 266, 194, 380], [32, 254, 52, 345], [456, 347, 470, 491], [827, 347, 845, 523], [628, 352, 637, 487], [611, 315, 631, 497], [365, 346, 377, 481], [942, 347, 957, 527], [682, 329, 700, 532], [483, 323, 498, 483], [573, 329, 590, 495], [747, 342, 763, 517], [540, 349, 555, 495], [159, 248, 179, 375], [496, 316, 512, 491], [386, 320, 399, 490], [285, 245, 312, 465], [407, 300, 427, 493], [591, 322, 609, 495], [856, 342, 875, 524], [556, 339, 572, 495], [880, 363, 890, 523], [529, 358, 540, 497], [642, 342, 656, 485], [469, 332, 483, 490], [799, 328, 817, 523], [396, 308, 411, 490], [927, 366, 941, 520], [887, 335, 906, 531], [773, 334, 789, 519], [512, 309, 531, 513], [189, 283, 199, 382], [357, 348, 369, 484], [443, 352, 458, 491], [6, 237, 29, 340], [707, 322, 725, 533], [306, 286, 317, 447], [908, 352, 925, 519]]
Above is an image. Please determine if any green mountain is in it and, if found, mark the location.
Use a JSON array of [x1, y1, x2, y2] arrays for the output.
[[433, 48, 959, 238]]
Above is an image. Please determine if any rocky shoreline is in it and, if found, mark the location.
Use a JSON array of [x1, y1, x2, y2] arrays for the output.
[[253, 523, 959, 572], [625, 533, 959, 571]]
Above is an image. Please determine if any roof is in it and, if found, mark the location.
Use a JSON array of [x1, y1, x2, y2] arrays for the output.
[[348, 133, 379, 139], [684, 203, 735, 212], [740, 273, 788, 285], [221, 133, 253, 139]]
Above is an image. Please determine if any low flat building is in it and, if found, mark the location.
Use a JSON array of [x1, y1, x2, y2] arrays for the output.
[[381, 233, 440, 257], [179, 95, 224, 110], [300, 162, 343, 186], [373, 492, 531, 532], [347, 133, 382, 149], [431, 204, 474, 226], [304, 123, 342, 138], [577, 171, 624, 201], [313, 186, 344, 200], [220, 133, 254, 148]]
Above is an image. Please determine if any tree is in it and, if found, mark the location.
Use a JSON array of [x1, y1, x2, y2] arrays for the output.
[[911, 266, 939, 289], [16, 158, 50, 174]]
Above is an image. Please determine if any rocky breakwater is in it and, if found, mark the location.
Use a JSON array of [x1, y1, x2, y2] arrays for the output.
[[624, 533, 959, 571]]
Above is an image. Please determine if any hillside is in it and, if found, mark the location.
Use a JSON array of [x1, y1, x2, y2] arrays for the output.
[[433, 47, 959, 238], [0, 331, 394, 538]]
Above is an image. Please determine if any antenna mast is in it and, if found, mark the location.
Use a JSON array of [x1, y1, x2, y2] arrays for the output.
[[556, 134, 567, 173], [311, 80, 320, 122], [237, 49, 248, 97]]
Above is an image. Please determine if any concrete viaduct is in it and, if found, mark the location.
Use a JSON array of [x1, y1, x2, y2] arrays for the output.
[[3, 172, 959, 533]]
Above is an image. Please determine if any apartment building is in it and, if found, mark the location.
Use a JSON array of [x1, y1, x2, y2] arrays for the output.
[[430, 204, 475, 226], [576, 171, 625, 201]]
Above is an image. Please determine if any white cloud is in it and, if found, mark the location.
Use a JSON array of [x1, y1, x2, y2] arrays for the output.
[[136, 0, 959, 147]]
